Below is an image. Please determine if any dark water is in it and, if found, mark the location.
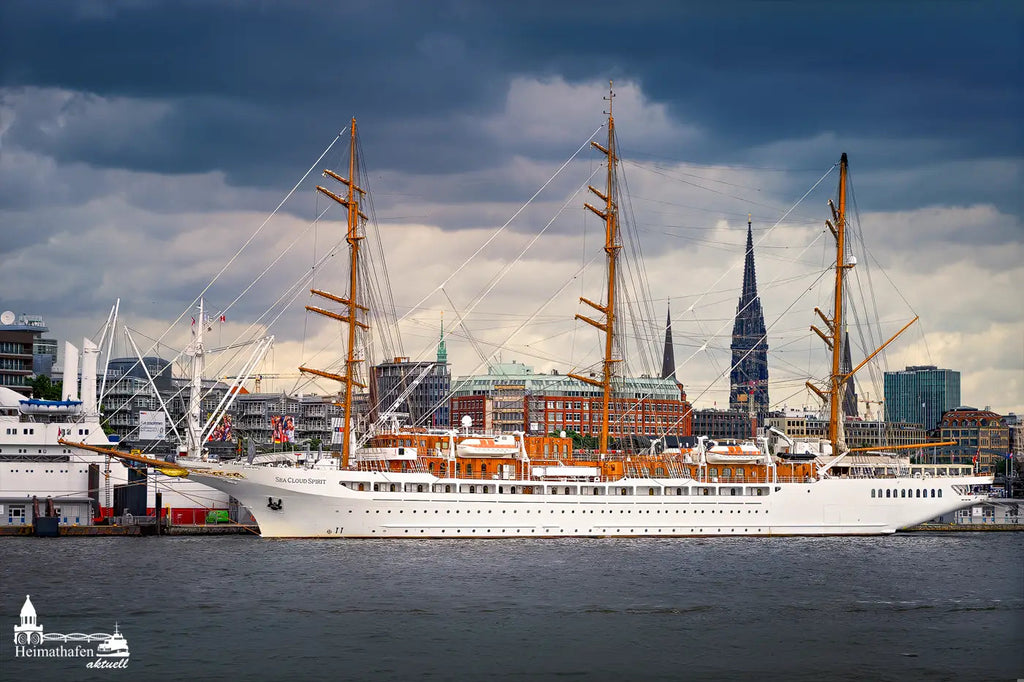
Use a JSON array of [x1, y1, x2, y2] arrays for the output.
[[1, 533, 1021, 681]]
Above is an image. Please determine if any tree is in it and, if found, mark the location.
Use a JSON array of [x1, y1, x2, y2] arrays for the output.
[[29, 375, 62, 400]]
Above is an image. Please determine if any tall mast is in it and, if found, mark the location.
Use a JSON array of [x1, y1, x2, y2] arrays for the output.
[[808, 153, 921, 471], [828, 153, 849, 450], [186, 298, 205, 457], [569, 82, 620, 454], [808, 153, 849, 455], [301, 119, 368, 465]]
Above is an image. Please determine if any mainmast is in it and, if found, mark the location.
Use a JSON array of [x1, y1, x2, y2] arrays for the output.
[[300, 119, 368, 465], [569, 83, 620, 454]]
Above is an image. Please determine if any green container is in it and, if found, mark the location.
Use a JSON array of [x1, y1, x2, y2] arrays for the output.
[[205, 510, 231, 524]]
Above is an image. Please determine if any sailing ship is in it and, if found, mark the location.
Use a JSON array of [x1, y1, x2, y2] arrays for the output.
[[64, 95, 992, 537]]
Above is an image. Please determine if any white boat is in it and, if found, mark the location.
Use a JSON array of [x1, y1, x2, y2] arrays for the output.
[[67, 105, 992, 537], [96, 625, 129, 658], [704, 441, 766, 464], [456, 435, 520, 457], [1, 318, 230, 528]]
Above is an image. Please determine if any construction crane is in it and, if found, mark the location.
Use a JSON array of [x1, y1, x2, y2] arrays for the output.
[[859, 391, 884, 420]]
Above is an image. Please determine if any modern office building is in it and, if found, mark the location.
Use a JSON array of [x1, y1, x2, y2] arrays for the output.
[[884, 365, 960, 432], [0, 312, 48, 396]]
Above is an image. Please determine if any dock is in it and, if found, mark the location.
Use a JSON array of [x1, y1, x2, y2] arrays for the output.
[[0, 523, 260, 537]]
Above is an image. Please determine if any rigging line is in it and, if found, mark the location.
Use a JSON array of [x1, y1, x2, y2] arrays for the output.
[[628, 159, 767, 191], [626, 160, 802, 216], [123, 131, 346, 381], [395, 125, 605, 328], [632, 214, 831, 425], [421, 252, 605, 425], [655, 267, 833, 442], [678, 163, 836, 318], [384, 164, 606, 393], [442, 287, 491, 371]]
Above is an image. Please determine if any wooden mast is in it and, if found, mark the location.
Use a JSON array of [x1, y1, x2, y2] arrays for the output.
[[807, 154, 848, 454], [300, 118, 367, 465], [828, 153, 849, 450], [808, 153, 918, 461], [569, 83, 620, 454]]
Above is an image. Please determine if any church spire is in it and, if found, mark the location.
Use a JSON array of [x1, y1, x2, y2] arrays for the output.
[[437, 311, 448, 364], [840, 328, 858, 417], [729, 214, 769, 422], [661, 300, 676, 381]]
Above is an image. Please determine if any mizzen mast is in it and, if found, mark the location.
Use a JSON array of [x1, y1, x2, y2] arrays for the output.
[[569, 83, 620, 455], [300, 118, 368, 465], [806, 153, 851, 455]]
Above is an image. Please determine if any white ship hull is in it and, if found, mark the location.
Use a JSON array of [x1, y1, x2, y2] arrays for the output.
[[188, 464, 991, 538]]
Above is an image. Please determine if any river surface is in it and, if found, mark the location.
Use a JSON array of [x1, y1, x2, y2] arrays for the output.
[[1, 533, 1021, 681]]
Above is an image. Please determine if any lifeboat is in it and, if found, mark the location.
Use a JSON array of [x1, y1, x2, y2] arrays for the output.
[[704, 441, 764, 464], [456, 435, 520, 457]]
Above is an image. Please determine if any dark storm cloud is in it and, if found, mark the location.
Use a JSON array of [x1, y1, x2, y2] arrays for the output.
[[2, 0, 1020, 200]]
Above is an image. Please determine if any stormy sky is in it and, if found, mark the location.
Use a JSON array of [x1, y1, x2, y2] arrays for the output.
[[1, 0, 1021, 415]]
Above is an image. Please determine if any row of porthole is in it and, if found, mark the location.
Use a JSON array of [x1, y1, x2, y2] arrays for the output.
[[357, 508, 763, 515], [354, 483, 768, 497], [872, 488, 943, 499]]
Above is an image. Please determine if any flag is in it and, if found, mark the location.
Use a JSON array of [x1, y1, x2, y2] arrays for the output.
[[219, 314, 226, 322], [191, 317, 195, 326]]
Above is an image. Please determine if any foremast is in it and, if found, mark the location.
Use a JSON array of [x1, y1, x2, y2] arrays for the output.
[[569, 83, 620, 455], [300, 118, 368, 466], [809, 153, 919, 462]]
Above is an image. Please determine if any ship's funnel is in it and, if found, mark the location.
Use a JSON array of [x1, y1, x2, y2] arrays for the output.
[[81, 338, 99, 417], [62, 342, 79, 401]]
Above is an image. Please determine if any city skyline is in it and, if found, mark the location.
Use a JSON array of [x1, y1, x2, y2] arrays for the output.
[[1, 2, 1020, 415]]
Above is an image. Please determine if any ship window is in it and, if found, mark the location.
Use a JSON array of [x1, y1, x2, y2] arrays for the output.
[[937, 489, 942, 498], [723, 467, 733, 478], [871, 489, 876, 498], [900, 490, 906, 498], [565, 487, 571, 495], [886, 489, 891, 498], [469, 486, 475, 493], [417, 485, 424, 493], [445, 485, 452, 493], [620, 488, 628, 496], [710, 468, 719, 479], [358, 483, 365, 491], [373, 484, 379, 491], [389, 484, 396, 492], [480, 463, 487, 474], [676, 488, 682, 496], [735, 469, 744, 480], [931, 489, 935, 498], [915, 489, 920, 498]]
